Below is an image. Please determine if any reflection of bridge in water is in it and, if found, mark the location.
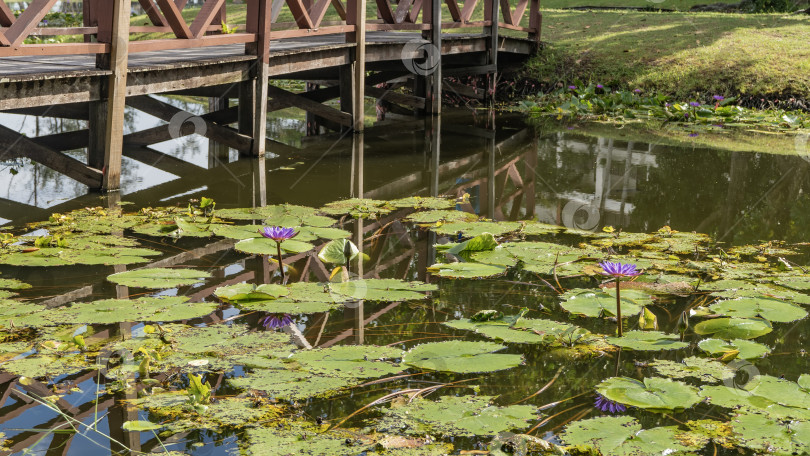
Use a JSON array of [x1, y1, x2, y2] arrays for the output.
[[0, 114, 542, 455]]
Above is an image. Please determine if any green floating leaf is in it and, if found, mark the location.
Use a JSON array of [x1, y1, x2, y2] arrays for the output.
[[597, 377, 701, 412], [700, 375, 810, 419], [772, 276, 810, 291], [132, 393, 280, 433], [560, 289, 647, 318], [650, 356, 736, 383], [389, 196, 456, 210], [317, 239, 359, 265], [214, 283, 289, 302], [403, 340, 522, 373], [122, 420, 163, 431], [107, 268, 211, 289], [328, 279, 436, 302], [561, 416, 707, 456], [292, 345, 403, 380], [42, 296, 216, 325], [443, 319, 546, 344], [606, 331, 688, 351], [427, 262, 506, 279], [446, 233, 498, 255], [0, 278, 31, 290], [435, 221, 522, 237], [211, 223, 265, 240], [730, 412, 810, 454], [1, 354, 96, 378], [693, 318, 772, 340], [231, 345, 402, 401], [707, 297, 807, 323], [320, 198, 393, 218], [697, 338, 771, 359], [173, 324, 294, 358], [374, 395, 537, 437], [235, 238, 314, 255], [406, 209, 476, 224], [503, 241, 593, 276]]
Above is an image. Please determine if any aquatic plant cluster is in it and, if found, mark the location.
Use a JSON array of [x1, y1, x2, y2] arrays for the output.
[[1, 197, 810, 454], [519, 84, 810, 138]]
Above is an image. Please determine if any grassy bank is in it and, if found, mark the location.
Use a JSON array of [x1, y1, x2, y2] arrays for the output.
[[525, 10, 810, 101]]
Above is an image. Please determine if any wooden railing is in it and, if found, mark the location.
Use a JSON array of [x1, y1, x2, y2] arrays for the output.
[[0, 0, 540, 57]]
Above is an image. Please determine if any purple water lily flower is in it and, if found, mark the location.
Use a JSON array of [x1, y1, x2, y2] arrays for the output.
[[261, 226, 298, 281], [596, 84, 604, 89], [633, 88, 642, 93], [260, 226, 298, 242], [689, 101, 701, 107], [568, 85, 577, 90], [595, 394, 627, 414], [598, 261, 642, 278], [262, 313, 293, 330], [713, 95, 725, 101]]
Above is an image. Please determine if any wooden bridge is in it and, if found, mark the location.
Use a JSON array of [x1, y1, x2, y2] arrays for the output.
[[0, 0, 541, 191]]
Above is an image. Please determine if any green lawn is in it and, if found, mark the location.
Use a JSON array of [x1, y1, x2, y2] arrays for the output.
[[526, 10, 810, 99], [539, 0, 738, 10]]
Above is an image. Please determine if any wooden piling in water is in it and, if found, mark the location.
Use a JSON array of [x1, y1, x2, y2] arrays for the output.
[[485, 0, 499, 106], [348, 0, 367, 131], [246, 0, 272, 156], [97, 0, 131, 191]]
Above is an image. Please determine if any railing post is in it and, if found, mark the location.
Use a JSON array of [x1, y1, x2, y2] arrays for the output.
[[528, 0, 541, 48], [245, 0, 271, 156], [347, 0, 366, 131], [91, 0, 130, 191], [484, 0, 499, 106]]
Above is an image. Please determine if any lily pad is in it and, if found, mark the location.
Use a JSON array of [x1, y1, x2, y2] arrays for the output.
[[435, 221, 522, 237], [650, 356, 736, 383], [234, 238, 314, 255], [406, 210, 476, 224], [606, 331, 688, 351], [41, 296, 217, 325], [320, 198, 393, 218], [597, 376, 701, 412], [107, 268, 211, 289], [374, 395, 537, 437], [389, 196, 456, 210], [560, 289, 646, 318], [403, 340, 522, 373], [328, 279, 436, 302], [693, 318, 772, 340], [707, 297, 807, 323], [427, 262, 506, 279], [697, 338, 771, 359], [562, 416, 707, 455], [317, 239, 359, 265]]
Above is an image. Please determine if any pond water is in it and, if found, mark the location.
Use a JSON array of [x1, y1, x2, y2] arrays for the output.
[[2, 103, 810, 455]]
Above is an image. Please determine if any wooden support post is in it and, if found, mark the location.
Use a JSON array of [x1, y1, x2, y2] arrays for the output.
[[87, 101, 107, 170], [424, 0, 441, 115], [96, 0, 131, 191], [238, 79, 255, 139], [484, 0, 498, 106], [305, 82, 321, 136], [246, 0, 271, 156], [208, 96, 230, 167], [339, 64, 354, 133], [528, 0, 541, 48], [347, 0, 366, 131]]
